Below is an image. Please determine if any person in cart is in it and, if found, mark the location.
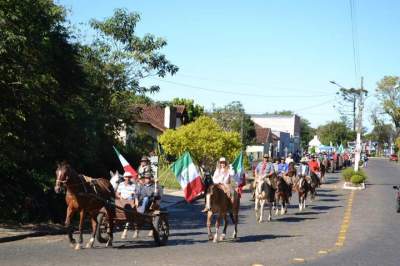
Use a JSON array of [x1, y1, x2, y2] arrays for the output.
[[136, 172, 161, 213], [116, 172, 138, 200]]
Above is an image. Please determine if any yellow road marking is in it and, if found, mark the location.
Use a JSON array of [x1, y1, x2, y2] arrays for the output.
[[293, 258, 305, 263]]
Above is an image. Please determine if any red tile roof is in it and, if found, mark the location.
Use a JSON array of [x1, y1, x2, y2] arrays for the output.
[[255, 123, 272, 144], [135, 104, 187, 132]]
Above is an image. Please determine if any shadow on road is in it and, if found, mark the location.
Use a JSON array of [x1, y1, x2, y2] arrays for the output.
[[311, 205, 343, 211], [275, 216, 317, 222], [236, 233, 296, 243], [294, 211, 327, 216]]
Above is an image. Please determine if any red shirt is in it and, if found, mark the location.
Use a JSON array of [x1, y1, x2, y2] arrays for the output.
[[308, 160, 320, 173]]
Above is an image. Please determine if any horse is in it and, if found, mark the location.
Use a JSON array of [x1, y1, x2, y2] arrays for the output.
[[54, 162, 115, 249], [275, 174, 291, 216], [254, 175, 276, 223], [206, 184, 239, 242], [293, 176, 310, 212], [309, 172, 320, 201]]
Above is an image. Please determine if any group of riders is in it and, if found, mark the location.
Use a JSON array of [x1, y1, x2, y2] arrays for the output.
[[110, 151, 354, 214], [111, 156, 161, 214]]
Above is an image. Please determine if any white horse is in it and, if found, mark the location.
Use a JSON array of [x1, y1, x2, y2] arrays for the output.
[[254, 178, 275, 223]]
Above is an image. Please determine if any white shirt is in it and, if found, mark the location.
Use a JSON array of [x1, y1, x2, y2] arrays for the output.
[[117, 182, 137, 200], [285, 158, 294, 165], [212, 167, 233, 185]]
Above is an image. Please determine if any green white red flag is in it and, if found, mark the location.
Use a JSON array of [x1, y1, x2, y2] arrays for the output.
[[113, 146, 138, 179], [231, 151, 245, 185], [171, 151, 204, 203]]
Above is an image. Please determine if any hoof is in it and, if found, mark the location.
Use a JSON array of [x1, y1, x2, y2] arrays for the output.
[[219, 234, 225, 241], [147, 230, 153, 237], [74, 243, 81, 250], [106, 240, 113, 248], [232, 233, 237, 239], [133, 231, 139, 239], [208, 235, 213, 241]]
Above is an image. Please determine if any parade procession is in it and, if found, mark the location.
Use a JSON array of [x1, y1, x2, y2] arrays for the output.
[[2, 1, 400, 266]]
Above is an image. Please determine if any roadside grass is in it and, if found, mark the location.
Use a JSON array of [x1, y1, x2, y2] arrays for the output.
[[158, 165, 181, 190]]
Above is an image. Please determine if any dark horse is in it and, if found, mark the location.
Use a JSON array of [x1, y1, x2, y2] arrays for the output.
[[275, 174, 291, 216], [206, 184, 239, 242], [54, 162, 115, 249]]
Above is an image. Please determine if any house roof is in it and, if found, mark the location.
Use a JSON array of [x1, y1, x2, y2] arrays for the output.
[[135, 104, 186, 132], [255, 123, 271, 144]]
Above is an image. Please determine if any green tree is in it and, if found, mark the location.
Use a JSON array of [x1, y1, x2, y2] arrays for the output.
[[316, 121, 356, 146], [158, 116, 242, 170], [376, 75, 400, 136], [210, 101, 256, 147], [170, 98, 204, 122], [300, 118, 316, 149]]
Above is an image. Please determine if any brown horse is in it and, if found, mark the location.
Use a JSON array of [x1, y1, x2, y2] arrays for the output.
[[54, 162, 115, 249], [293, 176, 310, 212], [206, 184, 239, 242], [275, 174, 291, 216]]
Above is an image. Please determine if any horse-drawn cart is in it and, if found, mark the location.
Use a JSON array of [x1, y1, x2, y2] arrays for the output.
[[96, 199, 169, 246]]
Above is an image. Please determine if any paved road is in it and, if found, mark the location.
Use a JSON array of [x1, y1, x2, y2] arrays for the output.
[[306, 158, 400, 266], [2, 161, 389, 266]]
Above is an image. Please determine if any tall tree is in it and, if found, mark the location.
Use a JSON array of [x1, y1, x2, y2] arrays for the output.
[[170, 98, 204, 122], [316, 121, 356, 146], [376, 75, 400, 136], [300, 118, 315, 148], [210, 101, 256, 147]]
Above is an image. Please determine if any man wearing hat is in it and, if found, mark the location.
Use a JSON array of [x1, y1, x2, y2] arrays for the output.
[[136, 171, 160, 213], [116, 172, 138, 200], [138, 155, 152, 179], [297, 157, 311, 177], [256, 154, 275, 181]]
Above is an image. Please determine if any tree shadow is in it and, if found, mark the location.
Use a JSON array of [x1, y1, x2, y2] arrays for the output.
[[236, 234, 296, 243], [275, 216, 317, 222], [319, 198, 340, 202], [294, 211, 327, 216], [317, 193, 341, 198], [311, 205, 343, 211]]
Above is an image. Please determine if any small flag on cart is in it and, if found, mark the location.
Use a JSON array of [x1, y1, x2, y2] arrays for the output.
[[231, 151, 246, 197], [113, 146, 138, 179], [171, 151, 204, 203]]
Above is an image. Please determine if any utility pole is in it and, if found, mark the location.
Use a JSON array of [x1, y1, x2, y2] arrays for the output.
[[354, 76, 367, 172]]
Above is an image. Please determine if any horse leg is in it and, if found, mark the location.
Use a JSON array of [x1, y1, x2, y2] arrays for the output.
[[255, 197, 260, 220], [75, 209, 85, 250], [259, 199, 264, 223], [121, 222, 129, 239], [86, 214, 96, 249], [275, 195, 280, 216], [213, 214, 221, 243], [65, 206, 76, 248], [207, 211, 213, 241], [220, 214, 227, 241], [298, 193, 303, 211], [268, 202, 272, 221], [133, 223, 139, 239], [229, 212, 237, 239], [105, 207, 114, 247], [280, 200, 285, 215]]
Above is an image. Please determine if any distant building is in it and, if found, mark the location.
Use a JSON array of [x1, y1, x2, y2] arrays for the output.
[[250, 114, 301, 153], [246, 124, 279, 160], [118, 105, 187, 146]]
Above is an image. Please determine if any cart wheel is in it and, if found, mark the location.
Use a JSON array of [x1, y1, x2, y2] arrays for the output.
[[152, 215, 169, 246], [96, 212, 109, 244]]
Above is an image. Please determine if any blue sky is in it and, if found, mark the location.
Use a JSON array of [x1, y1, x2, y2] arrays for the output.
[[57, 0, 400, 128]]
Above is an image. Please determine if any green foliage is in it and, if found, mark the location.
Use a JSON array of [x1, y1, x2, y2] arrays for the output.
[[342, 168, 367, 183], [170, 98, 204, 122], [300, 118, 315, 149], [342, 168, 356, 182], [316, 121, 356, 146], [0, 2, 178, 222], [376, 76, 400, 136], [158, 165, 181, 189], [351, 174, 366, 184], [210, 101, 256, 147], [158, 116, 242, 170]]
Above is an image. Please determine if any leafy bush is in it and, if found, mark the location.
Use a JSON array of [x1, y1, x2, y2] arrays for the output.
[[342, 168, 367, 183], [351, 174, 366, 184], [342, 168, 356, 182]]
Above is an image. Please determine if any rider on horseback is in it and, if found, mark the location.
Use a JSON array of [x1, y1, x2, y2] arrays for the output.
[[308, 155, 321, 187], [202, 157, 234, 212]]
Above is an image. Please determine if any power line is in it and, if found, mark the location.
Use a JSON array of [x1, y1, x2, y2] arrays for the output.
[[152, 78, 335, 99], [175, 73, 327, 94], [294, 99, 334, 112], [349, 0, 361, 82]]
